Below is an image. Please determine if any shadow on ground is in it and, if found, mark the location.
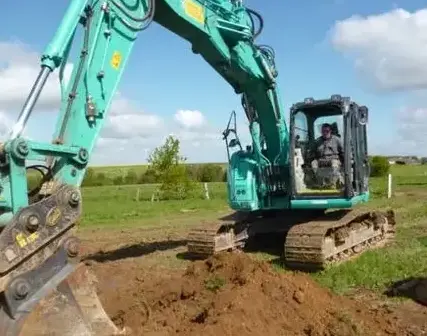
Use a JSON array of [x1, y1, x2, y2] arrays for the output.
[[384, 277, 427, 306], [84, 239, 187, 263]]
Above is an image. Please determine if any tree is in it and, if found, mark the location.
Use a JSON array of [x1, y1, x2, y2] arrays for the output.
[[369, 156, 390, 177], [113, 175, 123, 185], [124, 170, 138, 184], [147, 135, 196, 199], [139, 168, 158, 183], [198, 164, 224, 182], [94, 172, 109, 186], [82, 168, 96, 186]]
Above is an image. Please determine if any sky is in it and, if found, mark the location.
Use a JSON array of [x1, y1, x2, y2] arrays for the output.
[[2, 0, 427, 165]]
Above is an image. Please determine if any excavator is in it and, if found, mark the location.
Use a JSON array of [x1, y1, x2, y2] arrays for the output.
[[187, 96, 396, 270], [0, 0, 395, 335]]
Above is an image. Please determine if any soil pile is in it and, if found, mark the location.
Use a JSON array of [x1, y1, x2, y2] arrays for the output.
[[92, 252, 406, 336]]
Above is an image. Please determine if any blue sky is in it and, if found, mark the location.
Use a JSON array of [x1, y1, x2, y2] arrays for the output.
[[1, 0, 427, 164]]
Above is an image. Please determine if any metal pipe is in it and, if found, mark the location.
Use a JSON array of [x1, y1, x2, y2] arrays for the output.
[[9, 67, 52, 139]]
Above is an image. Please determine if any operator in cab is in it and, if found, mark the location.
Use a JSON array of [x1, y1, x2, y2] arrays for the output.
[[309, 123, 344, 188]]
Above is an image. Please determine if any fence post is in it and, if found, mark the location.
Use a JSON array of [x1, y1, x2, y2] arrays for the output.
[[387, 173, 392, 198], [135, 188, 140, 202], [204, 183, 210, 200]]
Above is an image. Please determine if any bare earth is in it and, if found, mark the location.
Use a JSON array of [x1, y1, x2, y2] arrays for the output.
[[77, 224, 427, 336]]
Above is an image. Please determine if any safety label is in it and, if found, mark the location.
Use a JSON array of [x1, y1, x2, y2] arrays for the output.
[[111, 51, 122, 70], [183, 0, 205, 24]]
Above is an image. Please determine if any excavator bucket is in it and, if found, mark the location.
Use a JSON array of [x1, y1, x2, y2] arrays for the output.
[[0, 264, 128, 336]]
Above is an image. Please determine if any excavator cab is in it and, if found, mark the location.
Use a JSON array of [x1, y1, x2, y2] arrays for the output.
[[289, 95, 370, 204]]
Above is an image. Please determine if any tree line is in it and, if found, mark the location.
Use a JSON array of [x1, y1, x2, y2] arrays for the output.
[[79, 154, 391, 188], [76, 134, 392, 189], [25, 134, 391, 202], [81, 162, 226, 187]]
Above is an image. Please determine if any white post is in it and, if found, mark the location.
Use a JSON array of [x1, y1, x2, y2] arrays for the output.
[[387, 174, 392, 198], [136, 188, 140, 202], [204, 182, 210, 200]]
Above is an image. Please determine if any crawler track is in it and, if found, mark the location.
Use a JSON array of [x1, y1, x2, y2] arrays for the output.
[[186, 209, 396, 271], [284, 209, 396, 271], [186, 225, 239, 257]]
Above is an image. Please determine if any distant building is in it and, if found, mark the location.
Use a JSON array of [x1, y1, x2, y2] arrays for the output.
[[387, 156, 419, 165]]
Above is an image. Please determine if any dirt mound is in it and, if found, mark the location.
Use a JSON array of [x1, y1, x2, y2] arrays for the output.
[[90, 252, 406, 336]]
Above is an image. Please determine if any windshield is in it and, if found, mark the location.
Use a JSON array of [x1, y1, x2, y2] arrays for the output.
[[292, 109, 345, 195], [313, 115, 343, 139]]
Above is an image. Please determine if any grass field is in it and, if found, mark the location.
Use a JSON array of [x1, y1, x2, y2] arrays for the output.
[[78, 164, 427, 297]]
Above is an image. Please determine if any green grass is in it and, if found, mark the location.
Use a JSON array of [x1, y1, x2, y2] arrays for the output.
[[79, 182, 228, 228], [79, 163, 427, 296], [312, 190, 427, 294], [307, 166, 427, 294]]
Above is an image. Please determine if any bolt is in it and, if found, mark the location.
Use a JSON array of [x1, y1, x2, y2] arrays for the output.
[[26, 214, 39, 232], [78, 148, 88, 162], [69, 191, 80, 206], [13, 279, 30, 300], [17, 142, 29, 156], [65, 238, 80, 257]]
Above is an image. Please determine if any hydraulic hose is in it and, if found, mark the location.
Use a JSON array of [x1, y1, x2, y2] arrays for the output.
[[247, 8, 264, 40], [110, 0, 156, 31]]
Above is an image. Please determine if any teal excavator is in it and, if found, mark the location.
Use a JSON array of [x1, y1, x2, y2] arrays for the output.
[[0, 0, 395, 335]]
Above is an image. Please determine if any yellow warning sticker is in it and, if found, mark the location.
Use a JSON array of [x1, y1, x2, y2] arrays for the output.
[[183, 0, 205, 25], [27, 232, 39, 243], [46, 207, 62, 227], [15, 233, 27, 248], [15, 231, 39, 248], [110, 51, 122, 70]]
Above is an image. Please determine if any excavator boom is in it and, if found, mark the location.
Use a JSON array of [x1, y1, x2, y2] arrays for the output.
[[0, 0, 288, 334]]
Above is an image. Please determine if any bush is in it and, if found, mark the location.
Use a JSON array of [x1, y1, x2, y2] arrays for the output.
[[124, 170, 138, 184], [82, 168, 96, 186], [158, 164, 198, 200], [197, 164, 224, 182], [113, 176, 123, 185], [186, 165, 200, 181], [94, 172, 110, 186], [369, 156, 390, 177], [147, 135, 196, 200], [139, 168, 158, 184]]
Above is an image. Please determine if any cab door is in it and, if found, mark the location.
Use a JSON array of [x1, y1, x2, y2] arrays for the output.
[[350, 105, 369, 195]]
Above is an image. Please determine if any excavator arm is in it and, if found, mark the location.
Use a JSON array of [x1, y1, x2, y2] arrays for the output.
[[0, 0, 287, 334]]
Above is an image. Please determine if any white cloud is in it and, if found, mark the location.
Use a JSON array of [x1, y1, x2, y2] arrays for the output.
[[328, 7, 427, 156], [0, 41, 73, 111], [102, 114, 163, 139], [174, 109, 206, 129], [330, 7, 427, 91], [0, 40, 233, 164], [396, 106, 427, 152]]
